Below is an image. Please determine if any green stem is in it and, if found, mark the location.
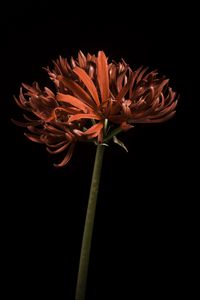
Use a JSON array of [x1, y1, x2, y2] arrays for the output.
[[75, 144, 105, 300], [103, 126, 122, 143]]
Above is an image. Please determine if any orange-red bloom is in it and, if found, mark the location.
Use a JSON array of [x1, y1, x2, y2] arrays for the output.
[[13, 50, 178, 166]]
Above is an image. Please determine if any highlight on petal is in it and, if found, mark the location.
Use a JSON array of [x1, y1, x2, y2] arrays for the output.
[[78, 51, 86, 68], [97, 51, 110, 102]]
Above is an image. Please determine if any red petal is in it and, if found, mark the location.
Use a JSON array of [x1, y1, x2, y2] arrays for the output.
[[13, 95, 26, 110], [97, 51, 109, 102], [61, 78, 95, 108], [116, 73, 134, 102], [149, 111, 177, 123], [150, 100, 178, 118], [73, 66, 100, 106], [129, 66, 143, 98], [54, 143, 75, 167], [84, 121, 104, 137], [73, 129, 84, 137], [24, 133, 43, 143], [45, 141, 67, 148], [44, 87, 55, 98], [27, 126, 43, 134], [22, 83, 38, 94], [11, 119, 42, 127], [136, 67, 149, 83], [78, 51, 86, 68], [68, 113, 101, 122], [155, 79, 169, 97], [47, 142, 70, 154], [120, 122, 134, 131], [116, 65, 129, 92], [57, 93, 92, 112], [70, 56, 77, 68], [53, 106, 80, 117]]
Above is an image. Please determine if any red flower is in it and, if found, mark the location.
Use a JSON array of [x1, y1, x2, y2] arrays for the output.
[[13, 50, 178, 166]]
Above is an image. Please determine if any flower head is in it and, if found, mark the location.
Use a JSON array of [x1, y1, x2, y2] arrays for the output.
[[13, 50, 178, 166]]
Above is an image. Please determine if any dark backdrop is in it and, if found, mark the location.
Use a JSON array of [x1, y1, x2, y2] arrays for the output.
[[1, 1, 198, 299]]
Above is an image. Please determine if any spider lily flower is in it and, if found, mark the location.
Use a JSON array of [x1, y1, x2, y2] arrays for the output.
[[13, 50, 178, 166]]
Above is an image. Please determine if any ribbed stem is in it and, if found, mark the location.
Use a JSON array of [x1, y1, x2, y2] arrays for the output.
[[75, 144, 105, 300]]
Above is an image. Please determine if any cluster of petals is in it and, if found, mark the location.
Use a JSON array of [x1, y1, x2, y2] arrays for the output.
[[13, 50, 178, 166]]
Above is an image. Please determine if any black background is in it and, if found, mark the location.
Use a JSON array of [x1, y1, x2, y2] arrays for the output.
[[1, 1, 198, 299]]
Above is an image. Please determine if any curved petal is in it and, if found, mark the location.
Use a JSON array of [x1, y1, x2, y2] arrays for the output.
[[61, 78, 95, 108], [11, 118, 42, 127], [73, 66, 100, 106], [84, 121, 104, 138], [54, 143, 75, 167], [78, 51, 87, 68], [24, 133, 43, 143], [116, 73, 134, 102], [129, 66, 143, 98], [136, 67, 149, 83], [136, 111, 177, 123], [117, 65, 129, 92], [47, 142, 70, 154], [97, 51, 109, 102], [57, 93, 92, 112], [45, 140, 67, 148], [68, 113, 101, 122]]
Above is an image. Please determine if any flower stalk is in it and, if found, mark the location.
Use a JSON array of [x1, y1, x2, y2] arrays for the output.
[[75, 144, 105, 300]]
